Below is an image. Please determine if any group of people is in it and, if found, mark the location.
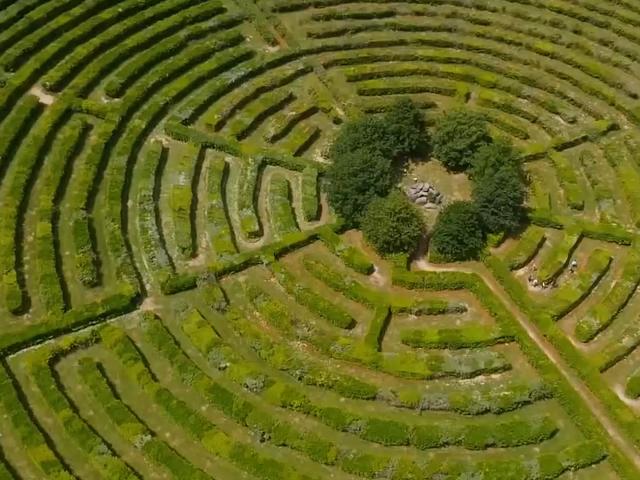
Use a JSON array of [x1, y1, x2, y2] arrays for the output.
[[527, 259, 578, 289]]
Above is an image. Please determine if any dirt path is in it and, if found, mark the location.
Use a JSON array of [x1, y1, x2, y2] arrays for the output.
[[414, 259, 640, 472]]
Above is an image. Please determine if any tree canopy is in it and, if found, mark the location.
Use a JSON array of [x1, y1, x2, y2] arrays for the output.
[[432, 110, 492, 172], [473, 161, 526, 235], [469, 139, 523, 181], [327, 99, 428, 226], [361, 190, 425, 255], [326, 147, 394, 226], [430, 201, 486, 262]]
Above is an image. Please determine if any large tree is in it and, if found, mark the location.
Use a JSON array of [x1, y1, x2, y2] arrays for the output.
[[432, 110, 492, 172], [473, 165, 526, 234], [330, 99, 428, 161], [362, 190, 425, 255], [469, 139, 523, 181], [430, 201, 485, 261], [326, 147, 394, 226], [382, 98, 429, 159]]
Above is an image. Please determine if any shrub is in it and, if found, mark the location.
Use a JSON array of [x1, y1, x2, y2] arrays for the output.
[[430, 201, 485, 261], [433, 109, 491, 171], [361, 190, 425, 255]]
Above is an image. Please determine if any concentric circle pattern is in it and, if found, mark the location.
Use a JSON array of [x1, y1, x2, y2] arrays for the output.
[[2, 1, 640, 479]]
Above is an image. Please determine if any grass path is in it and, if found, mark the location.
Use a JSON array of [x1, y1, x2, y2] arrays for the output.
[[414, 259, 640, 473]]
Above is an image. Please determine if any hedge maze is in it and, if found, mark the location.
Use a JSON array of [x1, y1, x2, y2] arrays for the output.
[[4, 0, 640, 478]]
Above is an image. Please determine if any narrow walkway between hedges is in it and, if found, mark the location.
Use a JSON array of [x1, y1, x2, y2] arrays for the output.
[[415, 260, 640, 473]]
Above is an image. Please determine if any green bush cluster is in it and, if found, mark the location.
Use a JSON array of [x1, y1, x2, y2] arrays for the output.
[[430, 201, 486, 262], [432, 109, 492, 172], [326, 98, 428, 229], [429, 112, 526, 261], [361, 190, 425, 255]]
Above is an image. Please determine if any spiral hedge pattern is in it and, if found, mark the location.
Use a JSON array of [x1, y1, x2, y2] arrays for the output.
[[2, 0, 640, 478]]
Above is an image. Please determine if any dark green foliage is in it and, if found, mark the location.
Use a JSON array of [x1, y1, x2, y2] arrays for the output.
[[361, 190, 425, 255], [329, 99, 427, 161], [326, 148, 393, 225], [329, 116, 395, 160], [380, 98, 428, 158], [469, 139, 523, 181], [430, 201, 485, 261], [473, 166, 526, 234], [327, 99, 428, 225], [433, 110, 491, 171]]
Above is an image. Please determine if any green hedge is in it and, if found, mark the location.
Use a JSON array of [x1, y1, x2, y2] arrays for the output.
[[103, 12, 240, 97], [270, 262, 355, 329], [247, 279, 509, 380], [43, 0, 229, 93], [227, 90, 295, 141], [401, 325, 513, 349], [549, 151, 584, 210], [0, 364, 74, 479], [0, 102, 68, 313], [167, 144, 200, 259], [33, 117, 89, 317], [268, 174, 299, 239], [136, 141, 173, 287], [68, 119, 116, 287], [317, 228, 374, 275], [483, 255, 639, 476], [301, 166, 320, 222], [78, 356, 211, 480], [537, 226, 582, 283], [546, 248, 612, 320], [22, 338, 137, 480], [205, 153, 237, 262], [363, 304, 390, 351], [575, 250, 640, 342], [503, 226, 546, 270]]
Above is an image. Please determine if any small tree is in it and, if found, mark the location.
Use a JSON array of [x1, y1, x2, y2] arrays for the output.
[[326, 148, 393, 226], [433, 110, 492, 172], [430, 201, 485, 261], [362, 190, 425, 255], [473, 166, 526, 234]]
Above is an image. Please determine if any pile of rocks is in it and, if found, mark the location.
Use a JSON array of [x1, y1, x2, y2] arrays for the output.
[[406, 182, 444, 209]]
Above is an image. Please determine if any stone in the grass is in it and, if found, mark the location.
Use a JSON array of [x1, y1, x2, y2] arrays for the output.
[[406, 182, 444, 207]]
